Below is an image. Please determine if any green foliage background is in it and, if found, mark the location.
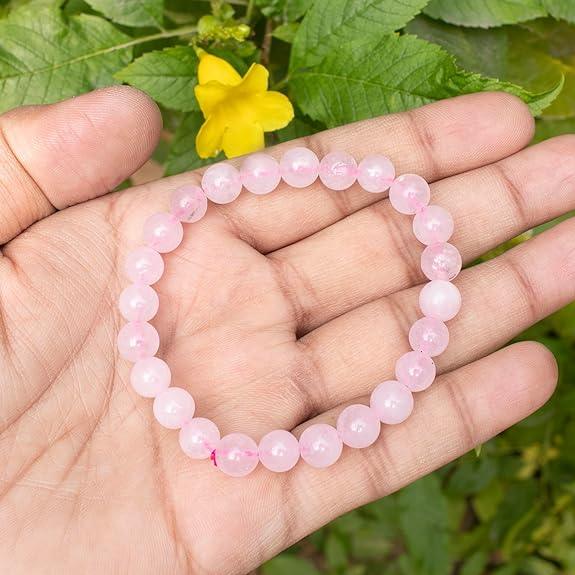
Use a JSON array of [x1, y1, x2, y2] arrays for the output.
[[0, 0, 573, 573]]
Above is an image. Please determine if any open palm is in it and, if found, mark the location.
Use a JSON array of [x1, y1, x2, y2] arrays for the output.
[[0, 87, 573, 575]]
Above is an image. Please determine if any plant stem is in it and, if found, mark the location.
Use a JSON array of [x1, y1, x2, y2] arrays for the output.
[[245, 0, 255, 22]]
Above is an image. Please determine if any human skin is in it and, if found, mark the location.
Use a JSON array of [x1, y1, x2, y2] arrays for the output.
[[0, 87, 573, 574]]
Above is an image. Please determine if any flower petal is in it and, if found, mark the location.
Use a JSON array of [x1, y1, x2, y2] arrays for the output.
[[195, 82, 230, 118], [196, 114, 226, 158], [198, 54, 242, 86], [238, 63, 269, 94], [222, 122, 264, 158], [252, 91, 294, 131]]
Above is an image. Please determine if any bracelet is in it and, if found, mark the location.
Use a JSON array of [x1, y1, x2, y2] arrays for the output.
[[117, 148, 462, 477]]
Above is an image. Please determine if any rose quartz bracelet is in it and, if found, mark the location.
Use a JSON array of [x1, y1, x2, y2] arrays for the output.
[[117, 149, 462, 477]]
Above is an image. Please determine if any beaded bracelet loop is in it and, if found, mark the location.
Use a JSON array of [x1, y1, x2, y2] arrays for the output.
[[117, 149, 462, 477]]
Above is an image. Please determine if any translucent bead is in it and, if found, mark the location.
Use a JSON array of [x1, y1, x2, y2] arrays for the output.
[[117, 321, 160, 362], [258, 430, 300, 472], [130, 356, 171, 398], [336, 404, 381, 448], [319, 151, 357, 191], [299, 424, 343, 468], [419, 280, 462, 322], [279, 147, 319, 188], [357, 154, 395, 193], [143, 212, 184, 253], [409, 317, 449, 357], [118, 284, 159, 322], [153, 387, 195, 429], [170, 185, 208, 223], [240, 153, 281, 195], [201, 163, 242, 204], [389, 174, 430, 214], [215, 433, 259, 477], [413, 205, 454, 245], [124, 247, 164, 285], [370, 380, 414, 424], [421, 242, 462, 281], [395, 351, 436, 392], [179, 417, 220, 459]]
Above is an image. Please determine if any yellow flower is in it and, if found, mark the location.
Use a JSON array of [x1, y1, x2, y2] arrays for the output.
[[194, 53, 294, 158]]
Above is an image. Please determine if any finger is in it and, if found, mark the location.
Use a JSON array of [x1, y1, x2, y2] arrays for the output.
[[0, 86, 162, 244]]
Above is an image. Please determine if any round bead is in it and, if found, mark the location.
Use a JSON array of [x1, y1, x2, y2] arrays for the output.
[[336, 404, 381, 448], [215, 433, 259, 477], [409, 317, 449, 357], [395, 351, 436, 392], [413, 205, 454, 245], [370, 380, 414, 424], [130, 356, 171, 398], [319, 151, 357, 191], [357, 155, 395, 193], [170, 185, 208, 223], [143, 212, 184, 254], [389, 174, 430, 214], [179, 418, 221, 459], [124, 247, 164, 285], [279, 147, 319, 188], [201, 163, 242, 204], [421, 242, 462, 281], [240, 153, 281, 195], [117, 321, 160, 362], [299, 424, 343, 468], [153, 387, 195, 430], [419, 280, 462, 322], [118, 284, 159, 322], [258, 430, 300, 472]]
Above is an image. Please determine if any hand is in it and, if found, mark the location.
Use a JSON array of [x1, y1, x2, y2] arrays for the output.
[[0, 87, 572, 575]]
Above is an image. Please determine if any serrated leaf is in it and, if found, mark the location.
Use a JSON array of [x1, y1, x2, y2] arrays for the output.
[[261, 555, 320, 575], [85, 0, 163, 28], [543, 0, 575, 23]]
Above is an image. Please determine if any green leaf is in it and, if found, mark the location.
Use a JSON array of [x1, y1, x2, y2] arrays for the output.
[[116, 46, 198, 111], [284, 0, 313, 22], [324, 532, 348, 570], [543, 0, 575, 23], [447, 455, 498, 496], [261, 554, 320, 575], [460, 550, 489, 575], [85, 0, 163, 28], [273, 22, 299, 43]]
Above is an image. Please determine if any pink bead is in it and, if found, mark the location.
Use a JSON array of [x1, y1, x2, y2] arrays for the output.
[[357, 155, 395, 193], [280, 147, 319, 188], [215, 433, 259, 477], [143, 212, 184, 253], [117, 321, 160, 362], [409, 317, 449, 357], [130, 356, 171, 397], [413, 205, 454, 245], [179, 418, 220, 459], [389, 174, 430, 214], [201, 163, 242, 204], [370, 380, 414, 424], [258, 430, 300, 472], [124, 247, 164, 285], [419, 280, 462, 322], [319, 151, 357, 191], [299, 424, 343, 468], [421, 242, 462, 281], [336, 404, 381, 448], [395, 351, 436, 392], [170, 185, 208, 223], [153, 387, 195, 429], [240, 153, 281, 195], [119, 284, 159, 322]]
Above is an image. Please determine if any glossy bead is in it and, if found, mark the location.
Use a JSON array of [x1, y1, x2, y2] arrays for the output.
[[130, 356, 171, 397], [319, 151, 357, 191], [215, 433, 259, 477], [119, 284, 159, 322], [179, 418, 221, 459], [124, 247, 164, 285], [395, 351, 436, 392], [370, 380, 414, 424], [170, 185, 208, 223], [117, 321, 160, 362], [413, 205, 454, 245], [143, 212, 184, 253], [357, 155, 395, 193], [409, 317, 449, 357], [299, 424, 343, 468], [153, 387, 195, 429], [258, 430, 300, 472], [240, 153, 281, 195], [336, 404, 381, 448], [389, 174, 430, 214], [201, 163, 242, 204], [421, 242, 462, 281], [280, 147, 319, 188], [419, 280, 462, 322]]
